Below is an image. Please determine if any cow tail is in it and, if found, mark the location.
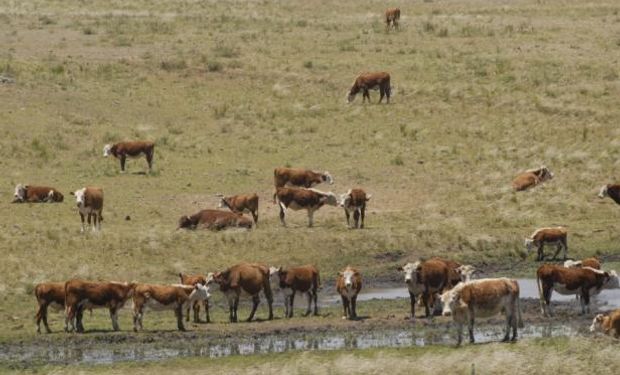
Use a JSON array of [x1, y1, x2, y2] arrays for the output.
[[316, 271, 322, 291]]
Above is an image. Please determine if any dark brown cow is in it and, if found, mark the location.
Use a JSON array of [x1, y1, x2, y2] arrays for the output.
[[385, 8, 400, 30], [177, 209, 253, 231], [209, 263, 273, 323], [275, 187, 338, 227], [269, 265, 321, 318], [179, 273, 211, 323], [525, 227, 567, 261], [347, 72, 391, 104], [70, 187, 104, 233], [336, 266, 362, 320], [512, 166, 554, 191], [217, 193, 259, 225], [34, 282, 65, 333], [64, 280, 136, 333], [13, 184, 63, 203], [103, 141, 155, 172], [598, 184, 620, 204], [339, 189, 371, 229], [590, 309, 620, 337]]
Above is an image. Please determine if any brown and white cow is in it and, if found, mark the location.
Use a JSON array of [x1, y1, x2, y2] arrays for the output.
[[103, 141, 155, 173], [339, 189, 371, 229], [336, 266, 362, 320], [209, 263, 273, 323], [598, 184, 620, 205], [178, 273, 211, 323], [64, 280, 136, 333], [70, 187, 103, 233], [512, 166, 554, 191], [217, 193, 259, 225], [34, 282, 65, 333], [590, 309, 620, 338], [564, 257, 601, 270], [177, 209, 253, 231], [440, 278, 523, 346], [385, 8, 400, 30], [273, 167, 333, 202], [132, 283, 210, 332], [525, 227, 567, 261], [346, 72, 391, 104], [13, 184, 64, 203], [269, 265, 321, 318], [275, 187, 338, 227]]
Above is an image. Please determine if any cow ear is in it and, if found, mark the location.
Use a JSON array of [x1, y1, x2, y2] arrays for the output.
[[396, 266, 403, 272], [70, 191, 75, 196], [337, 272, 343, 276]]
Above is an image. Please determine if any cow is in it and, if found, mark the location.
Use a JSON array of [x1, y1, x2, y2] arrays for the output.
[[132, 283, 210, 332], [273, 167, 333, 202], [598, 184, 620, 204], [336, 266, 362, 320], [178, 273, 211, 323], [13, 184, 63, 203], [590, 309, 620, 338], [346, 72, 391, 104], [64, 280, 136, 333], [564, 257, 601, 270], [209, 263, 273, 323], [217, 193, 259, 225], [103, 141, 155, 173], [70, 187, 103, 233], [269, 265, 321, 318], [339, 189, 371, 229], [34, 282, 65, 333], [536, 264, 616, 317], [440, 278, 523, 346], [275, 187, 338, 227], [385, 8, 400, 30], [177, 209, 252, 231], [524, 227, 567, 261], [512, 166, 554, 191]]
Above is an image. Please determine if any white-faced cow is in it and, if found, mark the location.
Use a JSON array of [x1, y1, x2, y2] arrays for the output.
[[440, 278, 523, 346], [269, 265, 321, 318], [347, 72, 391, 104], [70, 187, 103, 233], [525, 227, 567, 261], [590, 309, 620, 338], [598, 184, 620, 205], [177, 209, 253, 231], [512, 166, 554, 191], [34, 282, 65, 333], [103, 141, 154, 173], [339, 188, 371, 229], [13, 184, 64, 203], [217, 193, 259, 225], [178, 273, 211, 323], [275, 187, 338, 227], [336, 266, 362, 320], [385, 8, 400, 30]]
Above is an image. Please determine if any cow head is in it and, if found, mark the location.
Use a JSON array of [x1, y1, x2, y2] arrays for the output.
[[524, 238, 535, 253], [397, 262, 420, 285], [321, 192, 339, 207], [103, 144, 113, 157], [339, 190, 352, 208], [177, 215, 194, 230], [440, 285, 465, 317], [47, 190, 63, 203], [339, 268, 359, 289], [70, 188, 87, 208], [539, 166, 553, 181], [456, 265, 477, 282], [12, 184, 27, 203], [598, 185, 609, 199], [322, 172, 334, 185], [189, 282, 211, 302], [604, 270, 620, 290], [205, 272, 215, 286], [589, 313, 607, 333], [347, 85, 360, 103]]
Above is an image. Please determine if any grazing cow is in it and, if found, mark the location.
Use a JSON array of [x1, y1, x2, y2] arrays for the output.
[[564, 257, 601, 270], [209, 263, 273, 323], [217, 193, 259, 225], [346, 72, 391, 104], [440, 278, 523, 346], [336, 266, 362, 320], [598, 184, 620, 204], [177, 209, 252, 231], [524, 227, 568, 261], [339, 189, 371, 229], [512, 166, 554, 191], [269, 265, 321, 318], [273, 167, 333, 202], [178, 273, 211, 323], [13, 184, 63, 203], [103, 141, 155, 172], [64, 280, 136, 333], [132, 283, 210, 332], [34, 282, 65, 334], [70, 187, 103, 233], [275, 187, 338, 227], [385, 8, 400, 30], [590, 309, 620, 338]]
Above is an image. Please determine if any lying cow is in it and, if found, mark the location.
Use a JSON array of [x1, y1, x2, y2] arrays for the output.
[[273, 167, 333, 202], [132, 283, 210, 332], [34, 282, 65, 333], [441, 278, 523, 346], [346, 72, 391, 104], [590, 309, 620, 338], [525, 226, 568, 261], [209, 263, 273, 323], [13, 184, 64, 203], [598, 184, 620, 205], [179, 273, 211, 323], [512, 166, 554, 191], [269, 265, 321, 318], [275, 187, 338, 227], [177, 209, 252, 231], [339, 189, 371, 229], [564, 257, 601, 270], [217, 193, 259, 225], [336, 266, 362, 320], [70, 187, 104, 233], [64, 280, 135, 333], [103, 141, 155, 173], [385, 8, 400, 30]]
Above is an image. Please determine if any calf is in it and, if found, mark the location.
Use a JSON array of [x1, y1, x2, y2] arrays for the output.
[[346, 72, 391, 104], [132, 283, 210, 332], [217, 193, 259, 225], [70, 187, 104, 233], [512, 165, 554, 191], [385, 8, 400, 30], [336, 266, 362, 320], [440, 278, 523, 346], [177, 209, 252, 231], [269, 265, 321, 318], [103, 141, 155, 172], [590, 309, 620, 338], [524, 226, 567, 261], [210, 263, 273, 322], [564, 257, 601, 270], [598, 184, 620, 204], [34, 282, 65, 333], [275, 187, 338, 227], [64, 280, 136, 333], [13, 184, 63, 203], [339, 189, 371, 229], [178, 273, 211, 323]]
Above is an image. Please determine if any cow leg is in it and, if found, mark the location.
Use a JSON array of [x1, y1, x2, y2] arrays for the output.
[[307, 209, 314, 227], [341, 296, 350, 319], [313, 288, 319, 316], [537, 245, 544, 261], [176, 306, 186, 331], [353, 209, 360, 229], [289, 291, 296, 318], [456, 322, 463, 346], [252, 210, 258, 226], [304, 292, 313, 316], [408, 291, 416, 319], [502, 312, 512, 342], [344, 209, 351, 228], [110, 307, 120, 331], [79, 213, 85, 233], [247, 295, 260, 322], [227, 292, 238, 323], [120, 154, 126, 172], [562, 240, 568, 260], [76, 305, 86, 333], [422, 292, 431, 318], [65, 305, 75, 333], [363, 89, 370, 103], [360, 206, 365, 229], [185, 304, 190, 322], [36, 303, 49, 334], [283, 294, 290, 318], [581, 288, 590, 315], [351, 295, 358, 319], [543, 284, 553, 317], [193, 301, 200, 323], [279, 204, 287, 227], [204, 300, 211, 323], [379, 87, 385, 103], [146, 151, 153, 172], [469, 316, 476, 344], [552, 243, 562, 260]]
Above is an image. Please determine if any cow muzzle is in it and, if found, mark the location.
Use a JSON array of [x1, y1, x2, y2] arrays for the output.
[[442, 311, 452, 317]]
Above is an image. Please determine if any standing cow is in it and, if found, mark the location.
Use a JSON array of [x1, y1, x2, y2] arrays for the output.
[[177, 209, 253, 231], [70, 187, 104, 233], [346, 72, 391, 104], [103, 141, 155, 173], [598, 184, 620, 204], [524, 227, 568, 261], [217, 193, 259, 225], [385, 8, 400, 30], [13, 184, 64, 203], [339, 189, 371, 229], [269, 265, 321, 318], [34, 282, 65, 334], [336, 266, 362, 320], [275, 187, 339, 227], [178, 273, 211, 323], [512, 166, 554, 191]]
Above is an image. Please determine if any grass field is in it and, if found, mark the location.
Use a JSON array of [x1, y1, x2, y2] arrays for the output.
[[1, 0, 620, 370]]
